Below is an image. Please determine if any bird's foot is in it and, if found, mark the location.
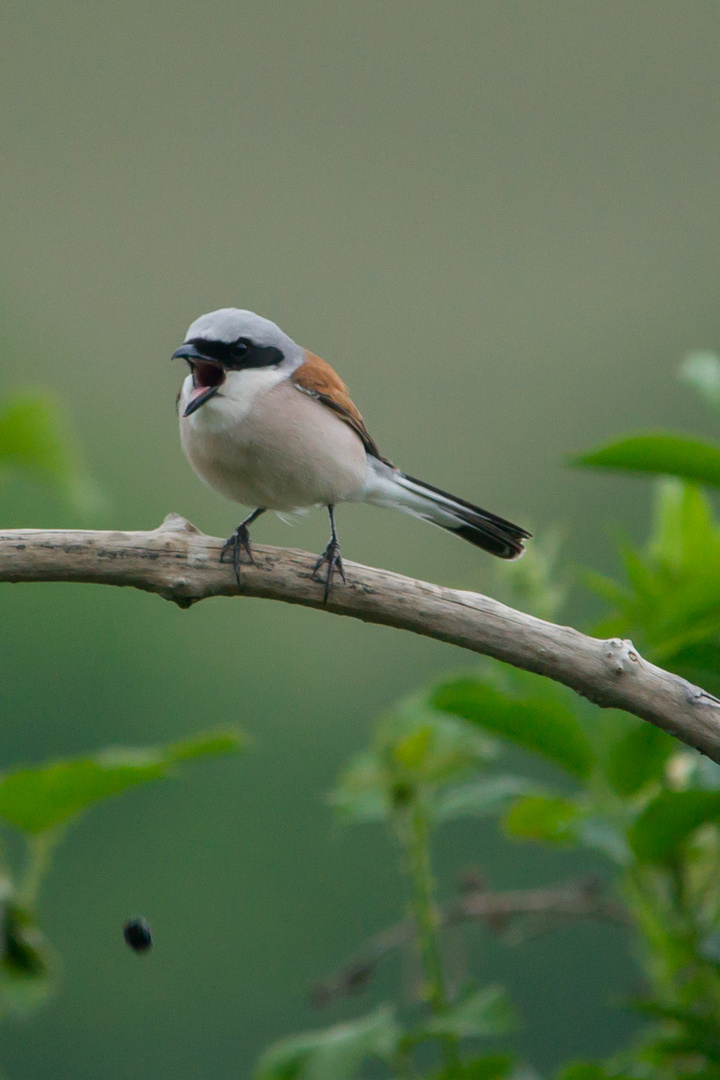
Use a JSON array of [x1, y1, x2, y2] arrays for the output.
[[220, 524, 254, 586], [312, 538, 346, 603]]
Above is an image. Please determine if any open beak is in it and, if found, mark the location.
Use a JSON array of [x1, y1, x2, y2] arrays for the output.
[[171, 344, 225, 417]]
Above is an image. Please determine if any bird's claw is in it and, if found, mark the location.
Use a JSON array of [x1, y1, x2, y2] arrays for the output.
[[220, 524, 254, 586], [312, 538, 346, 603]]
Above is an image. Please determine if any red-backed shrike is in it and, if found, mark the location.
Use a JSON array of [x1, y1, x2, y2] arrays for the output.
[[173, 308, 530, 600]]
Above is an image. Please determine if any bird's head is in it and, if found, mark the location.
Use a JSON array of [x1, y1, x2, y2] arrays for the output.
[[172, 308, 303, 417]]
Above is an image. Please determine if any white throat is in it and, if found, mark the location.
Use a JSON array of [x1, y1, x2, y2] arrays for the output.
[[180, 366, 288, 430]]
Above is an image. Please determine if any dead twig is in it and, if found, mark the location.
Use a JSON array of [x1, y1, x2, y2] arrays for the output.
[[310, 877, 629, 1007]]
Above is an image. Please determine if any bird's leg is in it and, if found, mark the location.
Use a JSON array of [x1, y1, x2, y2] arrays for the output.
[[312, 505, 346, 603], [220, 508, 266, 585]]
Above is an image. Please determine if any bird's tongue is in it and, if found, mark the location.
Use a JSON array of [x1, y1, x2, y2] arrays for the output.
[[188, 383, 213, 406]]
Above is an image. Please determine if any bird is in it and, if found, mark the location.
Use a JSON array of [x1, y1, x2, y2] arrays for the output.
[[172, 308, 530, 601]]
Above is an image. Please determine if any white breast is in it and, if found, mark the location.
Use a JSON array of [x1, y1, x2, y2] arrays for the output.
[[178, 373, 367, 512]]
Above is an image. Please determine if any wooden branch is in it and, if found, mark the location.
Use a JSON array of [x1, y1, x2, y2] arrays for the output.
[[2, 513, 720, 760], [310, 876, 629, 1007]]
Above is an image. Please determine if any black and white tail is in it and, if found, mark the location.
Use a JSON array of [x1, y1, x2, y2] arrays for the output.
[[362, 458, 530, 559]]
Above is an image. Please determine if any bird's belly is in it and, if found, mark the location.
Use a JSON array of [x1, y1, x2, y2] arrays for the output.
[[179, 383, 367, 511]]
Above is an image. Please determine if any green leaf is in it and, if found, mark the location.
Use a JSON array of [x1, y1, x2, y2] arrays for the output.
[[0, 394, 104, 514], [0, 731, 243, 833], [555, 1065, 635, 1080], [393, 726, 434, 771], [430, 1054, 514, 1080], [679, 351, 720, 413], [575, 816, 631, 865], [329, 705, 498, 826], [502, 795, 581, 845], [0, 395, 72, 478], [432, 668, 594, 779], [424, 986, 515, 1039], [633, 1001, 720, 1062], [669, 641, 720, 695], [502, 793, 630, 862], [586, 481, 720, 678], [602, 721, 676, 797], [629, 790, 720, 862], [381, 697, 498, 784], [569, 433, 720, 488], [253, 1004, 400, 1080], [434, 776, 542, 824], [555, 1067, 607, 1080], [648, 478, 716, 570], [163, 731, 243, 762], [328, 750, 390, 824]]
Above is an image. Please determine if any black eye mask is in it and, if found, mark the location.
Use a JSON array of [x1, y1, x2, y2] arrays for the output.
[[186, 338, 284, 370]]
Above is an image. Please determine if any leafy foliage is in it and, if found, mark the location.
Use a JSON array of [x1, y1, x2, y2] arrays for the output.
[[256, 352, 720, 1080], [254, 1005, 400, 1080], [600, 721, 676, 798], [432, 667, 594, 779], [434, 776, 542, 825], [501, 794, 581, 846], [0, 731, 242, 1018], [570, 361, 720, 695], [422, 987, 515, 1040], [0, 732, 242, 834], [570, 433, 720, 487], [628, 790, 720, 863], [330, 698, 497, 826], [583, 479, 720, 691]]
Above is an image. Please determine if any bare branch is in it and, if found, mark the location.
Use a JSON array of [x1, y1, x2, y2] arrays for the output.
[[2, 514, 720, 760], [310, 877, 629, 1007]]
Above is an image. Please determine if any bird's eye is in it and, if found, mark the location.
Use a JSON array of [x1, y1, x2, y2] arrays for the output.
[[233, 338, 251, 357]]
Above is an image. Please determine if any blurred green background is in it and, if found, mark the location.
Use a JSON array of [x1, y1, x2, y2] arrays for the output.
[[2, 2, 720, 1076]]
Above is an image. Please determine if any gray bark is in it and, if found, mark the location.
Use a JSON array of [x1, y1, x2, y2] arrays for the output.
[[2, 513, 720, 761]]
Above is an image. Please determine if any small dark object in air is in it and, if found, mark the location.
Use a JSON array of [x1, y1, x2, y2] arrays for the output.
[[124, 917, 153, 952]]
